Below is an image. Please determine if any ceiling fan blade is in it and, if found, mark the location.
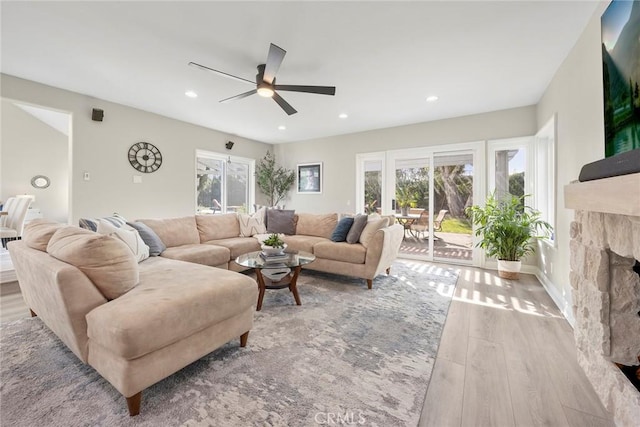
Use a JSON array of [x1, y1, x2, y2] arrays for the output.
[[272, 92, 297, 115], [274, 85, 336, 96], [263, 43, 286, 84], [219, 89, 257, 103], [188, 62, 255, 85]]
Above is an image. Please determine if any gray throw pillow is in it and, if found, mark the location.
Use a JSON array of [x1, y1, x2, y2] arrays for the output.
[[346, 214, 368, 244], [127, 221, 166, 256], [266, 209, 296, 235]]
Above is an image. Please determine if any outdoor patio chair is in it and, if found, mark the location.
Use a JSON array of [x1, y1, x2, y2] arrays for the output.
[[433, 209, 448, 232], [409, 210, 429, 239]]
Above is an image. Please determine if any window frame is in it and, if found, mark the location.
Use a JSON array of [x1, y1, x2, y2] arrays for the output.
[[195, 150, 255, 214], [534, 114, 557, 246]]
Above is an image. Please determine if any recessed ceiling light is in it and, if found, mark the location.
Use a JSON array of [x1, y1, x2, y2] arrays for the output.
[[278, 125, 286, 130], [185, 90, 198, 98], [339, 113, 348, 119], [426, 95, 439, 102]]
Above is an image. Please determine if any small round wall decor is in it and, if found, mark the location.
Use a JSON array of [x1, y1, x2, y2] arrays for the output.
[[128, 142, 162, 173]]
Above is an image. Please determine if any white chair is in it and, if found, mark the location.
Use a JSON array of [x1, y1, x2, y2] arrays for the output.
[[0, 196, 34, 248], [1, 197, 16, 228]]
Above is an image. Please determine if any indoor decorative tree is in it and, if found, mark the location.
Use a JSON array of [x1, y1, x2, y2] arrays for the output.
[[466, 192, 552, 279], [255, 151, 296, 206]]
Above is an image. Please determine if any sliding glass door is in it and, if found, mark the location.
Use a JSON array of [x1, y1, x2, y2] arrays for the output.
[[380, 142, 482, 265]]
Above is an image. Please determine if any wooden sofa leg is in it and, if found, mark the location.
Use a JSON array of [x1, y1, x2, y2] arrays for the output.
[[126, 392, 142, 416], [386, 267, 391, 275], [366, 279, 372, 290], [240, 331, 249, 347], [29, 309, 37, 317]]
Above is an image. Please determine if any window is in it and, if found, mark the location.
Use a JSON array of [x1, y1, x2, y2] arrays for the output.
[[534, 115, 556, 243], [196, 150, 254, 214], [356, 152, 385, 214], [488, 137, 533, 204]]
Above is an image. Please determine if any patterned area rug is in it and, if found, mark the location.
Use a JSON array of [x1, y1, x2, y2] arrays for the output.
[[0, 260, 458, 426]]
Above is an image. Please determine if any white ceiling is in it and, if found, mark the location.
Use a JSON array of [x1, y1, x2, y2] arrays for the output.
[[1, 1, 599, 144]]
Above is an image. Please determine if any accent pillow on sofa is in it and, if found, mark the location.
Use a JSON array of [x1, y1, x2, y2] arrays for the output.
[[79, 214, 127, 232], [47, 226, 139, 300], [97, 220, 149, 263], [346, 214, 368, 244], [331, 217, 354, 242], [23, 219, 66, 251], [126, 221, 166, 256], [238, 207, 267, 237], [358, 218, 387, 248], [266, 209, 296, 235]]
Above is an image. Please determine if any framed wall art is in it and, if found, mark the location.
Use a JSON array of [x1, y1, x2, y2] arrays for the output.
[[297, 162, 322, 194]]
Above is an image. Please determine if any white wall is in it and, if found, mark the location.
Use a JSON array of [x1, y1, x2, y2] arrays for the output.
[[1, 100, 69, 222], [536, 2, 609, 324], [275, 106, 537, 214], [0, 74, 271, 223]]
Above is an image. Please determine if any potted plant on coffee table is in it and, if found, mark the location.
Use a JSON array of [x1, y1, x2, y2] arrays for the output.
[[466, 192, 552, 279], [261, 233, 287, 255]]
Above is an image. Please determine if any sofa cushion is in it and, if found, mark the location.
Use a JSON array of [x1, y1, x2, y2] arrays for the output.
[[127, 221, 166, 256], [86, 257, 258, 360], [23, 219, 65, 251], [313, 241, 366, 264], [266, 209, 296, 235], [47, 226, 139, 300], [281, 235, 327, 253], [346, 214, 368, 244], [196, 213, 240, 241], [160, 244, 230, 267], [331, 217, 354, 242], [139, 216, 200, 248], [296, 213, 338, 239], [97, 220, 149, 263], [359, 218, 387, 248], [238, 207, 266, 237], [205, 237, 261, 259]]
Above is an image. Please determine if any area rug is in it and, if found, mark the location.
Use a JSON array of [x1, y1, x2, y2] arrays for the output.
[[0, 260, 458, 426]]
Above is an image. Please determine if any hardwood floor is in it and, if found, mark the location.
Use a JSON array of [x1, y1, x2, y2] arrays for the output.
[[420, 266, 614, 427], [0, 259, 615, 426]]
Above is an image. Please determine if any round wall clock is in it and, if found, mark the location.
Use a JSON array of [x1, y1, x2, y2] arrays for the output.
[[128, 142, 162, 173]]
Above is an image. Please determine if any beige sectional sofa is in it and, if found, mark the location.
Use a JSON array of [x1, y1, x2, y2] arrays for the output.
[[138, 212, 404, 289], [8, 221, 258, 416], [8, 211, 403, 416]]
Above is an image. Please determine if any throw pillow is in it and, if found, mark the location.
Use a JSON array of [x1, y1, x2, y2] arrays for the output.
[[358, 218, 387, 248], [266, 209, 296, 235], [47, 226, 139, 300], [79, 213, 127, 232], [238, 207, 267, 237], [126, 221, 166, 256], [97, 220, 149, 263], [331, 217, 354, 242], [346, 214, 368, 244]]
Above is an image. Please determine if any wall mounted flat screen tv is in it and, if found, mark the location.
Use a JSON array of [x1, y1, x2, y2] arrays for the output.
[[601, 0, 640, 157]]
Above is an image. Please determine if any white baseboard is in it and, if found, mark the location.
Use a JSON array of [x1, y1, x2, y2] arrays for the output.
[[534, 269, 575, 328]]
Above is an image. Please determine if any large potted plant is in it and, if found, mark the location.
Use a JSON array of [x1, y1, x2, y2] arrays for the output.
[[255, 151, 296, 206], [466, 192, 552, 279]]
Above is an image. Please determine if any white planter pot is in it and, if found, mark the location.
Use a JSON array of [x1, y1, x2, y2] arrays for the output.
[[261, 244, 287, 255], [497, 260, 521, 280]]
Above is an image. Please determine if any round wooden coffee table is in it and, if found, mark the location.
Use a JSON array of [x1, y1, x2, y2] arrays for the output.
[[235, 250, 316, 311]]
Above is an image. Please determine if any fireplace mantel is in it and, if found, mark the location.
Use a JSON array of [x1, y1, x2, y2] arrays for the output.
[[565, 173, 640, 216]]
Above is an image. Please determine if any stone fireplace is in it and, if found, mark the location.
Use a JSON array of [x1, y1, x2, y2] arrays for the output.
[[565, 173, 640, 426]]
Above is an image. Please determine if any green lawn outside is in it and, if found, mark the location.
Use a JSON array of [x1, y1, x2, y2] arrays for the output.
[[440, 217, 472, 234]]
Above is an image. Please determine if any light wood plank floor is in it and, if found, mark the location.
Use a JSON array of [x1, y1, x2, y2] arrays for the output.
[[0, 262, 615, 426], [420, 266, 614, 427]]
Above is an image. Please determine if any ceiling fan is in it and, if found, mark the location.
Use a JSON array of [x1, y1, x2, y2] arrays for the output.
[[189, 43, 336, 115]]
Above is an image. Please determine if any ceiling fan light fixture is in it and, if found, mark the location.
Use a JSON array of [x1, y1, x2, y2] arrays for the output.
[[257, 86, 274, 98]]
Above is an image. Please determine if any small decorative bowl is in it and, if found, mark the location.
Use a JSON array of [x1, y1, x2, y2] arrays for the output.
[[261, 244, 287, 255]]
